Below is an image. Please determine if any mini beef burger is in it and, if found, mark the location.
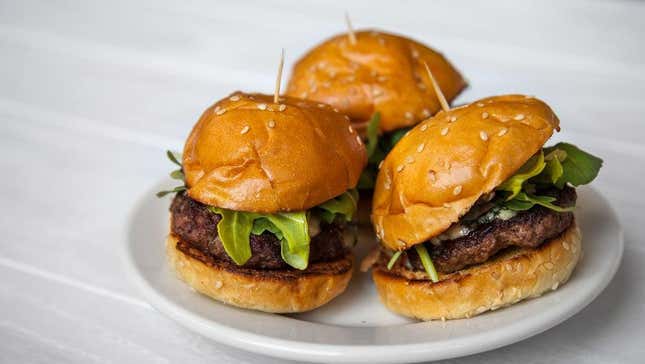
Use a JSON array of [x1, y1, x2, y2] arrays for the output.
[[285, 30, 466, 188], [159, 92, 367, 313], [368, 95, 602, 320]]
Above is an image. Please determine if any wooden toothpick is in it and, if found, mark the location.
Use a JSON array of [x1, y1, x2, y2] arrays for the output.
[[345, 12, 357, 45], [423, 61, 450, 112], [274, 49, 285, 104]]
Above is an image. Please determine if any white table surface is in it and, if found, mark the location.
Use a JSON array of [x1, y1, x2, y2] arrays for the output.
[[1, 0, 643, 363]]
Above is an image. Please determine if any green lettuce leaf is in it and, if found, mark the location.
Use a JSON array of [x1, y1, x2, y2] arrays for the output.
[[497, 151, 546, 200], [317, 190, 359, 223], [414, 245, 439, 283], [544, 142, 603, 188], [532, 149, 564, 185]]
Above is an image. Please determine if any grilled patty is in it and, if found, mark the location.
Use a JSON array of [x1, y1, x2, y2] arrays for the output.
[[170, 193, 348, 269], [404, 187, 576, 274]]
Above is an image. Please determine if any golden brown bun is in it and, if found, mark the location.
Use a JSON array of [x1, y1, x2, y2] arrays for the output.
[[285, 30, 466, 133], [372, 221, 581, 320], [166, 235, 353, 313], [183, 92, 367, 213], [372, 95, 560, 250]]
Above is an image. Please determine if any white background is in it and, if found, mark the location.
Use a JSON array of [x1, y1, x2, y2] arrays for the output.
[[1, 0, 643, 362]]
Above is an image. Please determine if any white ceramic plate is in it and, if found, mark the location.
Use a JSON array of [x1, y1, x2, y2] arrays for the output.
[[123, 181, 623, 363]]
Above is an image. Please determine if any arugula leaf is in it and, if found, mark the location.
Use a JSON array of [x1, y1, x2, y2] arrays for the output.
[[366, 112, 381, 159], [170, 169, 185, 180], [166, 150, 182, 166], [209, 207, 255, 265], [387, 251, 402, 270], [251, 218, 284, 240], [414, 245, 439, 283], [209, 208, 310, 270], [504, 192, 575, 213], [260, 212, 310, 270], [155, 185, 186, 198], [317, 190, 358, 223], [545, 143, 603, 188], [497, 151, 546, 200], [533, 150, 564, 185]]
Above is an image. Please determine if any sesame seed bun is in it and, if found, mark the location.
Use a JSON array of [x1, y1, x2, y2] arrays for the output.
[[372, 95, 560, 250], [183, 92, 367, 213], [372, 221, 581, 320], [166, 234, 353, 313], [285, 30, 466, 133]]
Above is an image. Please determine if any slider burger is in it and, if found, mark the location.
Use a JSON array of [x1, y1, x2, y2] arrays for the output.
[[158, 92, 367, 312], [286, 29, 466, 188], [368, 95, 602, 320]]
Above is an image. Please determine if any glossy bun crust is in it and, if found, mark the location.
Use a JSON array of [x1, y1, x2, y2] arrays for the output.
[[167, 235, 353, 313], [372, 221, 581, 320], [371, 95, 560, 250], [286, 30, 466, 133], [183, 92, 367, 213]]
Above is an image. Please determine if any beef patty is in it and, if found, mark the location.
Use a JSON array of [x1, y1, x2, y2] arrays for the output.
[[170, 193, 348, 269], [403, 187, 576, 274]]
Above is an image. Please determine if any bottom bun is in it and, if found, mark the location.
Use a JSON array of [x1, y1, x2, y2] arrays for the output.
[[372, 221, 581, 320], [166, 235, 353, 313]]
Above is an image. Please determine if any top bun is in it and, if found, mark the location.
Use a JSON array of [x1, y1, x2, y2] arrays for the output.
[[183, 92, 367, 213], [285, 30, 466, 134], [371, 95, 560, 250]]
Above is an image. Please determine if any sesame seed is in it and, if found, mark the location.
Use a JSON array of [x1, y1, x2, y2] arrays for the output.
[[417, 143, 425, 153], [378, 160, 384, 169], [370, 70, 378, 77], [377, 76, 388, 82], [453, 185, 462, 195], [333, 108, 340, 113], [405, 156, 415, 164], [230, 95, 240, 101], [372, 88, 383, 97], [329, 70, 336, 78], [417, 82, 426, 90], [449, 116, 457, 122], [411, 49, 419, 58], [477, 103, 484, 107], [552, 283, 559, 290], [396, 165, 405, 172], [348, 125, 354, 133], [405, 111, 414, 120], [344, 115, 350, 121], [356, 135, 362, 145], [214, 281, 223, 289], [267, 120, 276, 128], [257, 103, 267, 110], [422, 109, 431, 117], [322, 81, 331, 88], [480, 131, 489, 141], [317, 103, 325, 108], [562, 242, 570, 250], [240, 126, 250, 134], [216, 108, 227, 116], [482, 112, 489, 119], [278, 104, 287, 111], [441, 127, 449, 136], [420, 124, 428, 131], [545, 262, 554, 270], [300, 92, 308, 98], [213, 106, 221, 114], [498, 128, 508, 136], [514, 114, 525, 121], [428, 170, 436, 181], [378, 38, 385, 45]]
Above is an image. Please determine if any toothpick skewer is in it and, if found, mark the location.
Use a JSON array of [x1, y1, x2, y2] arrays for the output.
[[345, 12, 357, 45], [423, 61, 450, 112], [274, 49, 285, 104]]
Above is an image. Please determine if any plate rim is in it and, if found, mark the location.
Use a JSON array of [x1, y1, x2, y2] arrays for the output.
[[122, 183, 624, 363]]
